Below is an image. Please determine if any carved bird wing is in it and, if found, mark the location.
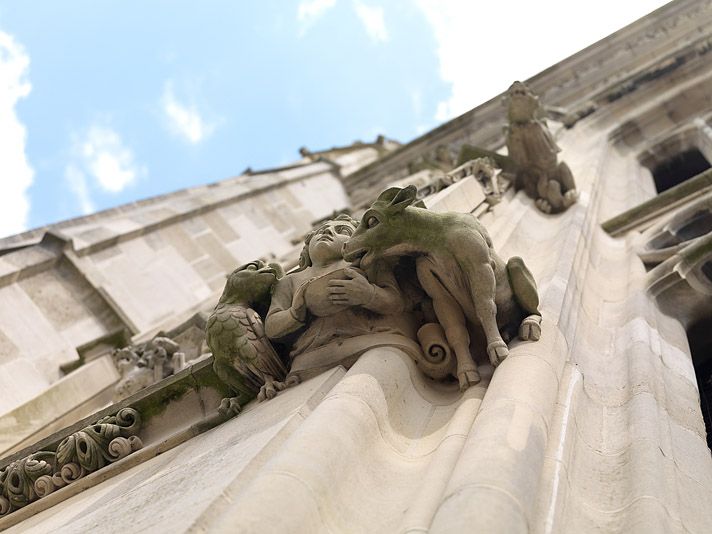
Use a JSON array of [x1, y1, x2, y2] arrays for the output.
[[242, 307, 287, 382], [207, 304, 286, 396]]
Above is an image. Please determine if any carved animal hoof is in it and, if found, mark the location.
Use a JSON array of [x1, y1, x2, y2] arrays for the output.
[[458, 369, 481, 391], [563, 189, 579, 207], [535, 198, 552, 214], [487, 340, 509, 367], [519, 314, 542, 341], [218, 397, 242, 418]]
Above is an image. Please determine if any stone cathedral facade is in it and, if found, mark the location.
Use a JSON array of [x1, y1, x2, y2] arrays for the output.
[[2, 1, 712, 532]]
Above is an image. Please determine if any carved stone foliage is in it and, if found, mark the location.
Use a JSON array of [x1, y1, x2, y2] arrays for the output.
[[504, 81, 578, 214], [446, 157, 505, 205], [388, 157, 506, 208], [112, 336, 187, 400], [0, 408, 142, 517], [208, 187, 543, 410]]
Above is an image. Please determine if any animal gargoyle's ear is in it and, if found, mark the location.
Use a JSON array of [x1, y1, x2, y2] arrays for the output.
[[387, 185, 418, 213], [376, 187, 402, 203]]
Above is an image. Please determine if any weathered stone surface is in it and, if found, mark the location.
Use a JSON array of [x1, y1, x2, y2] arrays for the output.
[[3, 2, 712, 532]]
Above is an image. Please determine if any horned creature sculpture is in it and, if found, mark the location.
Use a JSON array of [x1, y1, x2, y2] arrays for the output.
[[343, 185, 541, 390]]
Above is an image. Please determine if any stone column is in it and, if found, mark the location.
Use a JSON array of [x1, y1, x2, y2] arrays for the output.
[[429, 320, 568, 533]]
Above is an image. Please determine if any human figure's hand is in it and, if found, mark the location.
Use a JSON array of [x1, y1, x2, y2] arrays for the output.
[[327, 268, 375, 307], [291, 279, 312, 322]]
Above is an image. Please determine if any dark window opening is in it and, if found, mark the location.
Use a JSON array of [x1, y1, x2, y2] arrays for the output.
[[652, 148, 711, 193], [677, 210, 712, 241], [689, 317, 712, 450], [702, 261, 712, 284]]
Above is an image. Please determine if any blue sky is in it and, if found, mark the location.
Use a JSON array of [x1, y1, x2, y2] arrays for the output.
[[0, 0, 669, 238]]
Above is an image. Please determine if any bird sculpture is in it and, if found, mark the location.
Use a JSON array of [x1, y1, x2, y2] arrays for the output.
[[206, 260, 287, 416]]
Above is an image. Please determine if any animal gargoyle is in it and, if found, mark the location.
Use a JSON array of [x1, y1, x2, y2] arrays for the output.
[[206, 260, 288, 416], [343, 185, 542, 390], [505, 81, 578, 214]]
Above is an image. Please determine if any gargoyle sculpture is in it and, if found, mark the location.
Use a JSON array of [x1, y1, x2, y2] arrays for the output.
[[343, 185, 542, 390], [112, 336, 186, 400], [505, 80, 578, 214], [206, 260, 288, 416], [446, 157, 503, 205]]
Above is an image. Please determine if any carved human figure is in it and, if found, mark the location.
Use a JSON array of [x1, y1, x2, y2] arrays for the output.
[[505, 81, 578, 213], [265, 214, 410, 383], [343, 185, 542, 390]]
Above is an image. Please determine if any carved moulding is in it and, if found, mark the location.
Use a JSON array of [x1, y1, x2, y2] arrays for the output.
[[0, 407, 142, 517], [636, 191, 712, 266], [639, 191, 712, 332], [645, 229, 712, 330]]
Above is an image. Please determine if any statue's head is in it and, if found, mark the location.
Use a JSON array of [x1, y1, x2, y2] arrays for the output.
[[469, 157, 495, 179], [434, 145, 453, 166], [505, 81, 539, 122], [343, 185, 425, 269], [297, 214, 359, 270], [220, 260, 284, 312]]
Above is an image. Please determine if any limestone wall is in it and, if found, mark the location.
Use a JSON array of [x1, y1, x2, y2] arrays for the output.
[[8, 110, 711, 533], [0, 161, 349, 417]]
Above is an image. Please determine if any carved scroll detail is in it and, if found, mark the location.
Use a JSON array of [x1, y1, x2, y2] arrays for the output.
[[0, 407, 142, 517]]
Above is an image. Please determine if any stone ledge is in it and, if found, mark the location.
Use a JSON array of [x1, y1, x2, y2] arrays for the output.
[[0, 355, 119, 457], [0, 356, 227, 471], [601, 168, 712, 236], [0, 355, 230, 529]]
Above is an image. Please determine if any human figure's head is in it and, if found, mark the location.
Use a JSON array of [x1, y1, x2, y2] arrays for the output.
[[297, 214, 358, 270]]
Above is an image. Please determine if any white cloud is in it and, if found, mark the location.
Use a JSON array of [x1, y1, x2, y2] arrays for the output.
[[67, 125, 145, 204], [161, 82, 215, 144], [64, 165, 95, 215], [0, 31, 34, 238], [298, 0, 337, 36], [354, 1, 388, 43], [415, 0, 671, 122]]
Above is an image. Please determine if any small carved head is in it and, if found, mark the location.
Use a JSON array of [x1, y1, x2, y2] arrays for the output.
[[505, 81, 540, 122], [343, 185, 425, 269], [469, 157, 495, 180], [296, 214, 359, 271], [219, 260, 284, 312]]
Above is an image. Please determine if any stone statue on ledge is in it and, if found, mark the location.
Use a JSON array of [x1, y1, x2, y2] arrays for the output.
[[206, 260, 288, 416], [264, 214, 417, 384], [112, 336, 186, 400], [208, 192, 542, 412], [505, 81, 578, 214], [344, 185, 542, 390]]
